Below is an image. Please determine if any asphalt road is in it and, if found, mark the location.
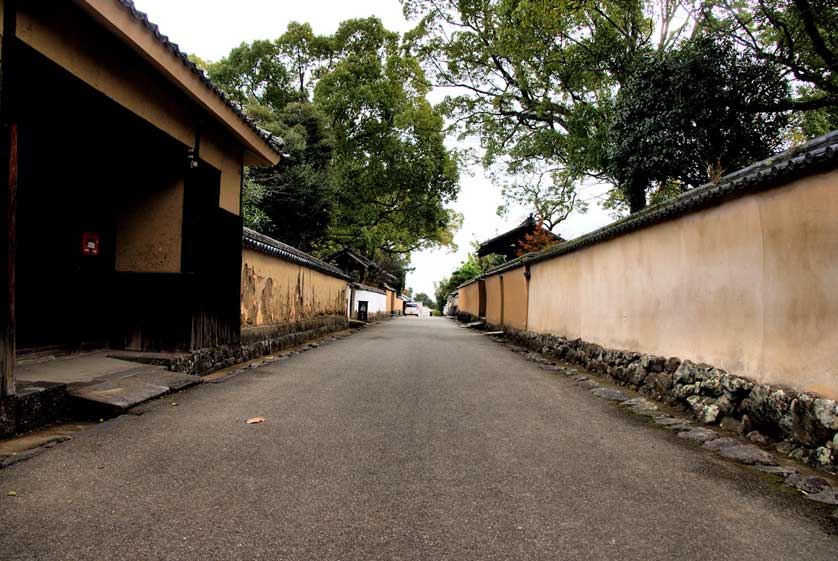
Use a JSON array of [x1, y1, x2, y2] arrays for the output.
[[1, 317, 836, 560]]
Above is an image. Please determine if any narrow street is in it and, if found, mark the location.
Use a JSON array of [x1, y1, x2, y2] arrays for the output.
[[1, 318, 835, 560]]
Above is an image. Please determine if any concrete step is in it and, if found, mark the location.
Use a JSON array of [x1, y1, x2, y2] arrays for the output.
[[106, 350, 192, 370], [68, 369, 199, 416]]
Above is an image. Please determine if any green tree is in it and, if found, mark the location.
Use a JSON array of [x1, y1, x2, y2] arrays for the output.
[[241, 179, 273, 233], [402, 0, 672, 217], [705, 0, 838, 143], [207, 19, 461, 255], [606, 36, 790, 212], [704, 0, 837, 108], [207, 39, 295, 110], [433, 251, 499, 310], [315, 18, 460, 254], [414, 292, 436, 309], [371, 252, 413, 293], [246, 102, 336, 251], [403, 0, 837, 214]]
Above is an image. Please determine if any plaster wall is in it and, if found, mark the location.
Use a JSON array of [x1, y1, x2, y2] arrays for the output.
[[458, 282, 480, 317], [484, 275, 502, 326], [500, 267, 529, 331], [241, 249, 348, 327], [353, 288, 387, 318], [201, 127, 243, 215], [116, 175, 184, 273], [527, 170, 838, 399]]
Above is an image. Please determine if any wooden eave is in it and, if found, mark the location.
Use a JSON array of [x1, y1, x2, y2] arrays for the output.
[[74, 0, 281, 167]]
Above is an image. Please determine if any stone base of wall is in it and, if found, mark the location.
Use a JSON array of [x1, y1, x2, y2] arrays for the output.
[[0, 382, 70, 440], [171, 315, 350, 376], [472, 320, 837, 474], [350, 312, 390, 322], [456, 311, 480, 324]]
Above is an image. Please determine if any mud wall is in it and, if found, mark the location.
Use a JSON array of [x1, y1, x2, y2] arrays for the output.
[[500, 266, 529, 331], [458, 281, 480, 317], [115, 174, 184, 273], [526, 169, 838, 399], [241, 248, 348, 328], [484, 275, 502, 326]]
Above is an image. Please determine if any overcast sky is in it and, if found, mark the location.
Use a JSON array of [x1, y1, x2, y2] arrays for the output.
[[133, 0, 613, 297]]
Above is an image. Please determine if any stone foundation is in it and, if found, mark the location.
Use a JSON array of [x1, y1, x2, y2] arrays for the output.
[[482, 322, 837, 474], [169, 315, 350, 376], [456, 311, 480, 323], [0, 382, 70, 440]]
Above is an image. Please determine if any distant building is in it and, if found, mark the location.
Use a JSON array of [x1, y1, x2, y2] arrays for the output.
[[477, 215, 563, 261], [325, 248, 378, 284], [444, 291, 459, 316]]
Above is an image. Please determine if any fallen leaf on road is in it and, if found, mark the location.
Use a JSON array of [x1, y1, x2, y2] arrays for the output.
[[7, 491, 17, 496], [246, 417, 266, 424]]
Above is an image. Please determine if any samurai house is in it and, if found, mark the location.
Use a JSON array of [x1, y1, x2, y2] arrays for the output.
[[0, 0, 281, 400]]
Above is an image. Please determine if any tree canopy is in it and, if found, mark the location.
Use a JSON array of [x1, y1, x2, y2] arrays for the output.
[[206, 18, 461, 256], [607, 36, 790, 212], [403, 0, 838, 216]]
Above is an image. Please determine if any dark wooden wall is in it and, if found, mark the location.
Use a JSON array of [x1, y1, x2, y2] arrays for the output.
[[183, 164, 242, 350], [1, 2, 19, 396]]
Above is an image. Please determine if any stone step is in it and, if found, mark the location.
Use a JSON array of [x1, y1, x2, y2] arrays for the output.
[[68, 369, 199, 416]]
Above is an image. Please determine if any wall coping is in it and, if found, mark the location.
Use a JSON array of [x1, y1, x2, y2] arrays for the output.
[[352, 283, 387, 295], [482, 130, 838, 277], [243, 228, 351, 281], [81, 0, 283, 163]]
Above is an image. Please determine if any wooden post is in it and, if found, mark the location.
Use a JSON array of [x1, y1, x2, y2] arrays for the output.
[[0, 0, 18, 397]]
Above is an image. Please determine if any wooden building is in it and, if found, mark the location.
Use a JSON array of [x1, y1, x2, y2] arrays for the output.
[[0, 0, 281, 398], [477, 215, 562, 261]]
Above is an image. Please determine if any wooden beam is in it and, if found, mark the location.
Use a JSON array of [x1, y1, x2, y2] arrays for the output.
[[0, 0, 18, 398]]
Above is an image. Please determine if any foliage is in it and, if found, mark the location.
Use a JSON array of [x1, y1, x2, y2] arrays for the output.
[[208, 40, 296, 110], [703, 0, 838, 108], [245, 102, 336, 251], [369, 252, 413, 293], [402, 0, 695, 218], [516, 224, 560, 257], [433, 251, 501, 310], [241, 179, 273, 233], [495, 167, 589, 231], [403, 0, 838, 215], [316, 18, 461, 254], [208, 19, 461, 255], [414, 292, 436, 309], [606, 36, 789, 212]]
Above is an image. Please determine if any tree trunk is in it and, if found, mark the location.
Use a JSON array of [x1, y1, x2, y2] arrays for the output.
[[626, 178, 647, 214]]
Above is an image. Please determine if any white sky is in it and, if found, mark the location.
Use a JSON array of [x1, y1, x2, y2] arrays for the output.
[[133, 0, 613, 298]]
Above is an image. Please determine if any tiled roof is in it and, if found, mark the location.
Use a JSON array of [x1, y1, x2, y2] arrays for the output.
[[483, 130, 838, 277], [117, 0, 283, 155], [243, 228, 350, 281], [352, 283, 387, 295], [477, 214, 562, 257]]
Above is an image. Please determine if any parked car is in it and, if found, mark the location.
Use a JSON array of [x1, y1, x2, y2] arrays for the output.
[[404, 302, 419, 316]]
